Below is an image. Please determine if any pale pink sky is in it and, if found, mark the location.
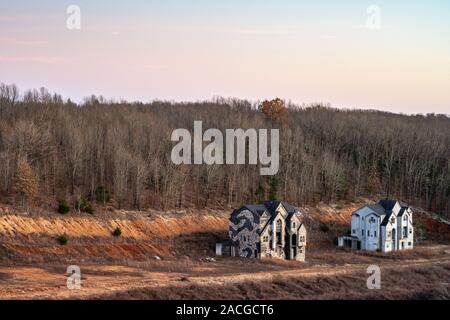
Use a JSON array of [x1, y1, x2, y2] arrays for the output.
[[1, 0, 449, 114]]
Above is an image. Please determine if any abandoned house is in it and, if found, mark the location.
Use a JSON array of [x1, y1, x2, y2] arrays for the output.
[[338, 199, 414, 253], [216, 201, 306, 261]]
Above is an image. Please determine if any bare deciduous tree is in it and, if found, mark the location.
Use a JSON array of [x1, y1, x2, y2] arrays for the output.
[[0, 84, 448, 218]]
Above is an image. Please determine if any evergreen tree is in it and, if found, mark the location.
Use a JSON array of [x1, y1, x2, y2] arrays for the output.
[[269, 177, 278, 201]]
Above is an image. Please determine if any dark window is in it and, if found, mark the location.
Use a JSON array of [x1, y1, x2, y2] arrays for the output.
[[403, 227, 407, 237], [367, 230, 370, 237], [276, 233, 282, 244], [374, 231, 377, 237], [362, 229, 364, 236], [276, 220, 282, 245]]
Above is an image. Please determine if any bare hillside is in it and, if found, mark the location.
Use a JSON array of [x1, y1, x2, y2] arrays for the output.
[[0, 200, 448, 265]]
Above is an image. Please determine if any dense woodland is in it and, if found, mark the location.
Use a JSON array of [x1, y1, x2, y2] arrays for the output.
[[0, 83, 449, 218]]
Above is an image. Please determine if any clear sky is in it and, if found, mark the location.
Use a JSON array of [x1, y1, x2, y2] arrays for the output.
[[1, 0, 449, 114]]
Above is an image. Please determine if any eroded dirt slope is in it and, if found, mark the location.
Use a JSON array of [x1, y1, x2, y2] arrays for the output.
[[0, 209, 228, 263], [0, 199, 449, 264]]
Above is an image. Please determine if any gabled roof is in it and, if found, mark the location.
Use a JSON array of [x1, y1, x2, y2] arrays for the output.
[[359, 199, 411, 223], [239, 201, 298, 217], [242, 204, 267, 216], [381, 212, 394, 226], [296, 222, 306, 232], [379, 199, 397, 211], [231, 201, 304, 236], [379, 199, 409, 210], [263, 201, 296, 215], [397, 207, 407, 217], [234, 201, 300, 226], [366, 203, 388, 216]]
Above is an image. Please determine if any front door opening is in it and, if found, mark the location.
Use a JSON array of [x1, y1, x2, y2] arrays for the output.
[[392, 229, 396, 251], [291, 234, 297, 260]]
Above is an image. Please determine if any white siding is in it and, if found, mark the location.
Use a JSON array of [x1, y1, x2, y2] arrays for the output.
[[348, 202, 414, 253]]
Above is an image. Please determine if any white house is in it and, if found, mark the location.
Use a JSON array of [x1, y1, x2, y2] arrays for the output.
[[338, 200, 414, 253]]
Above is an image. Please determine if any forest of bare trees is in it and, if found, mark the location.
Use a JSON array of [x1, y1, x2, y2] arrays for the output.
[[0, 83, 449, 217]]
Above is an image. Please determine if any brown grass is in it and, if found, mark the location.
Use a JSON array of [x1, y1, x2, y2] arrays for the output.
[[103, 262, 450, 300]]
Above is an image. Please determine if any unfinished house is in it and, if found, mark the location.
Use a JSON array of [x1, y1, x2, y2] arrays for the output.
[[338, 199, 414, 253], [218, 201, 306, 261]]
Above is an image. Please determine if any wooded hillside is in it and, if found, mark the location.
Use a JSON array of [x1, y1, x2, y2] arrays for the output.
[[1, 83, 449, 217]]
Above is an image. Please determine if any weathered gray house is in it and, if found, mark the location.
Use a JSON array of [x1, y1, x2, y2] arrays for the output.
[[338, 199, 414, 253], [217, 201, 306, 261]]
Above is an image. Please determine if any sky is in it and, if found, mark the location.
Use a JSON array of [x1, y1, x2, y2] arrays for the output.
[[0, 0, 449, 114]]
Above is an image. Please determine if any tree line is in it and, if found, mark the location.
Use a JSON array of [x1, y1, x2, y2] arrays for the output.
[[1, 83, 449, 218]]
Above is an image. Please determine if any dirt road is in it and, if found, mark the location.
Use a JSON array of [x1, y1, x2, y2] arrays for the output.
[[0, 245, 448, 300]]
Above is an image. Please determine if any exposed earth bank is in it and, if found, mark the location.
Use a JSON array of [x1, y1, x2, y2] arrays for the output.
[[0, 199, 449, 299]]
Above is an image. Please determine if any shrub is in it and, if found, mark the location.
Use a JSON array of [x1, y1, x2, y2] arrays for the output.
[[268, 177, 278, 201], [319, 223, 330, 233], [95, 186, 110, 203], [83, 202, 94, 214], [57, 200, 70, 214], [77, 196, 94, 214], [112, 227, 122, 237], [56, 234, 68, 245]]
